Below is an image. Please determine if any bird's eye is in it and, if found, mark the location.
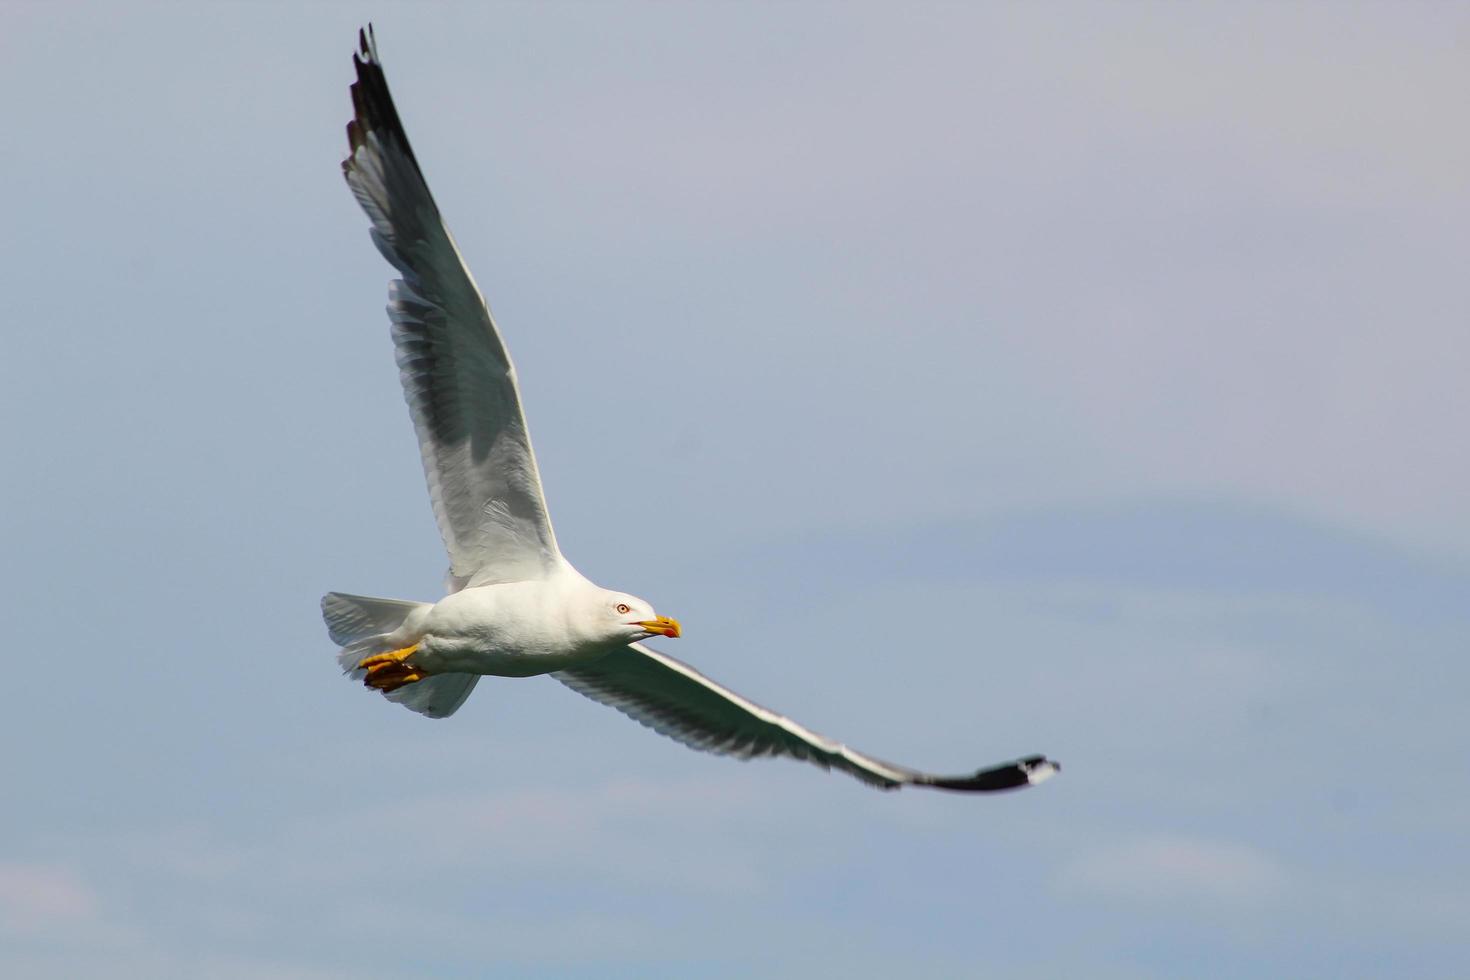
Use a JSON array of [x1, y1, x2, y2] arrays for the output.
[[616, 603, 631, 615]]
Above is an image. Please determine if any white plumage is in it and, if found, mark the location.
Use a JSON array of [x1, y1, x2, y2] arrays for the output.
[[323, 27, 1058, 793]]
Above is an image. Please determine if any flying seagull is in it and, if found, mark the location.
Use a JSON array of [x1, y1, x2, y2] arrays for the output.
[[324, 27, 1059, 793]]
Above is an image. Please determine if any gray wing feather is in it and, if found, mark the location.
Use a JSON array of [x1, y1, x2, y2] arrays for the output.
[[555, 643, 1058, 792], [343, 27, 559, 585]]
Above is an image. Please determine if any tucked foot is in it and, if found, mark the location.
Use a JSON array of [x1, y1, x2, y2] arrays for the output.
[[358, 644, 425, 693]]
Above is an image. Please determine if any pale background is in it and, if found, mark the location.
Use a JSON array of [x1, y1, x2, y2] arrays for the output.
[[3, 2, 1468, 977]]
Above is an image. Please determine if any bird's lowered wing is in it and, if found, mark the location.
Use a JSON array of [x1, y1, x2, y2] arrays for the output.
[[344, 27, 560, 587], [554, 644, 1058, 792]]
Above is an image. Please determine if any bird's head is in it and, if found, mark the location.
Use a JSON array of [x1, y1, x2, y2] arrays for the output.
[[601, 591, 682, 644]]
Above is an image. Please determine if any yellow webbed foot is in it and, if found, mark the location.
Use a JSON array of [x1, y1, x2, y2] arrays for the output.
[[358, 644, 424, 693]]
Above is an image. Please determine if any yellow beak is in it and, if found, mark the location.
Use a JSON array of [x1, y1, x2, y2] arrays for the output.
[[637, 616, 682, 638]]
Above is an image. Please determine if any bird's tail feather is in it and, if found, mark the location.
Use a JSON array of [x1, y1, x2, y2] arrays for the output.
[[320, 591, 480, 719], [322, 591, 425, 646]]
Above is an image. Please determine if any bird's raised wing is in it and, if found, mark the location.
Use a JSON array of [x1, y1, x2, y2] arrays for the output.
[[554, 644, 1058, 792], [344, 27, 560, 587]]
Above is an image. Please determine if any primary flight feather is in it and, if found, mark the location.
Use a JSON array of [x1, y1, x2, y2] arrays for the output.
[[324, 27, 1058, 793]]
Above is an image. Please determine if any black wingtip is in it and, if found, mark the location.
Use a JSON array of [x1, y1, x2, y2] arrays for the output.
[[354, 24, 380, 67], [920, 754, 1060, 793], [343, 23, 427, 177]]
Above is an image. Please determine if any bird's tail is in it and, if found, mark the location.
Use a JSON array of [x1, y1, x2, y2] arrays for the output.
[[320, 591, 480, 719]]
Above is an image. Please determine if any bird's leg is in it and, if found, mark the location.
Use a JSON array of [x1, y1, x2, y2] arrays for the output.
[[358, 644, 424, 692]]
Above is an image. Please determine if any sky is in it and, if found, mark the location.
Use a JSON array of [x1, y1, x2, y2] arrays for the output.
[[3, 1, 1469, 976]]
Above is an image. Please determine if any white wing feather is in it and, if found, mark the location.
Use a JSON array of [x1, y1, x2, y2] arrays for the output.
[[343, 28, 560, 587], [555, 644, 1058, 792]]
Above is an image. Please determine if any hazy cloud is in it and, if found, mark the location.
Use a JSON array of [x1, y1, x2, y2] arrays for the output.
[[1058, 835, 1290, 905], [0, 864, 98, 934]]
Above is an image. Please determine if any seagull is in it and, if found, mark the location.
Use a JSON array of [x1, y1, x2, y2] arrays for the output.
[[323, 27, 1059, 793]]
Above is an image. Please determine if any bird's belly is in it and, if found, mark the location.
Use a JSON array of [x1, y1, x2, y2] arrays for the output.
[[415, 635, 600, 678]]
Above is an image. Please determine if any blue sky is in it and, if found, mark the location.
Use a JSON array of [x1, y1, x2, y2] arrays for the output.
[[3, 2, 1469, 977]]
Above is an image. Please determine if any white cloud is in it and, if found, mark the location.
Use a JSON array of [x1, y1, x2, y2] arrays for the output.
[[1056, 831, 1470, 949], [308, 774, 772, 896], [0, 864, 98, 934], [98, 772, 777, 902], [1058, 835, 1290, 906]]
